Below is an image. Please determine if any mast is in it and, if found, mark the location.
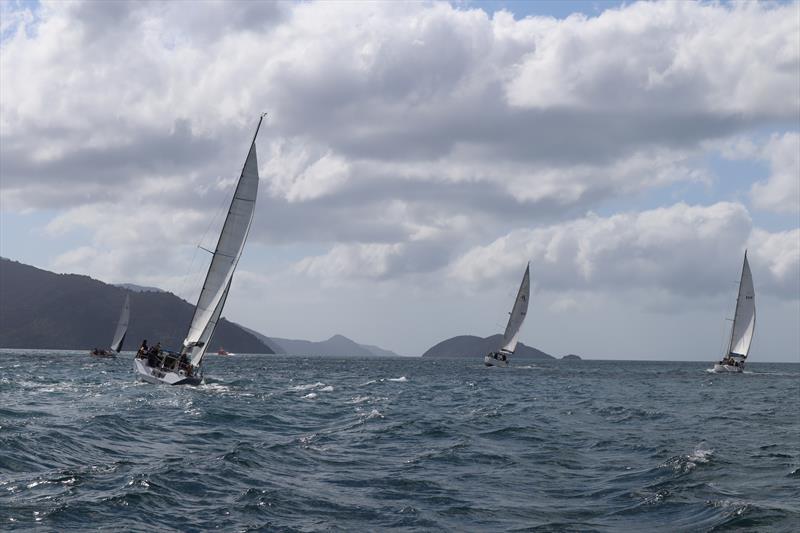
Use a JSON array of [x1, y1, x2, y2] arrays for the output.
[[182, 114, 265, 365], [110, 294, 130, 353], [499, 262, 531, 354], [726, 250, 756, 359]]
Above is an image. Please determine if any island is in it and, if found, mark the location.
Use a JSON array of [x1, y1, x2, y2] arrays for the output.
[[422, 334, 554, 359]]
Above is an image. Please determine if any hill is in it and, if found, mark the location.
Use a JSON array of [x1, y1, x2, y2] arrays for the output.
[[0, 258, 273, 353], [244, 327, 402, 357], [421, 334, 554, 359]]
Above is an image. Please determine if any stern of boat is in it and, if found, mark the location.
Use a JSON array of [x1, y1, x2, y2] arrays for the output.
[[484, 353, 509, 367], [712, 363, 744, 373], [134, 357, 202, 386]]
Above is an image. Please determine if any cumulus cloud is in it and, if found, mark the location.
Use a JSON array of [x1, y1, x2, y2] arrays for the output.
[[506, 2, 799, 117], [748, 228, 800, 296], [2, 1, 796, 216], [750, 133, 800, 214], [449, 202, 798, 300]]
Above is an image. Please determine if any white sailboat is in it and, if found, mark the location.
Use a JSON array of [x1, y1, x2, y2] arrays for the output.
[[484, 263, 531, 367], [134, 114, 265, 385], [90, 294, 130, 357], [713, 251, 755, 373]]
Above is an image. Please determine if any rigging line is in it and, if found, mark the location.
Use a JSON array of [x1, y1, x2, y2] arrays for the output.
[[179, 173, 238, 304]]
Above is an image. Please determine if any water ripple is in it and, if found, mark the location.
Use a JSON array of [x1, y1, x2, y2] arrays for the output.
[[0, 350, 798, 531]]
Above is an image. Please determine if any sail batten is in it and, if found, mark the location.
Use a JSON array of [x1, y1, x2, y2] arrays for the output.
[[182, 116, 263, 366], [110, 295, 130, 353], [727, 252, 755, 358], [500, 263, 531, 354]]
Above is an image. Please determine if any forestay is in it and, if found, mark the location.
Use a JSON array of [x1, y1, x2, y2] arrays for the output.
[[183, 116, 263, 366], [728, 252, 755, 358], [500, 263, 531, 354], [110, 294, 130, 353]]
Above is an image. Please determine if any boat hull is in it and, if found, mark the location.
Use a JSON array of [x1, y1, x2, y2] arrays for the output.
[[712, 363, 744, 373], [484, 354, 509, 367], [89, 349, 116, 358], [134, 358, 202, 386]]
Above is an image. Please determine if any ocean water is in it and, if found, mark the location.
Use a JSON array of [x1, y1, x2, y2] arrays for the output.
[[1, 350, 798, 532]]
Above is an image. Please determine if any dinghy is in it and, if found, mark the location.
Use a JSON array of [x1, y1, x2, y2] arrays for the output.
[[713, 251, 755, 373], [485, 263, 530, 367], [90, 294, 130, 357], [134, 114, 264, 385]]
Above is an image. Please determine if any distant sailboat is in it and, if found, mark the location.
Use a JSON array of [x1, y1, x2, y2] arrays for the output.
[[713, 251, 755, 373], [90, 294, 130, 357], [484, 263, 530, 367], [134, 114, 265, 385]]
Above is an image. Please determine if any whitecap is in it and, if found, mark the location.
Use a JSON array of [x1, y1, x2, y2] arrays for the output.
[[303, 392, 318, 399], [199, 383, 230, 393], [349, 396, 370, 404], [319, 385, 334, 392], [687, 447, 713, 464], [291, 382, 325, 391], [388, 376, 408, 382]]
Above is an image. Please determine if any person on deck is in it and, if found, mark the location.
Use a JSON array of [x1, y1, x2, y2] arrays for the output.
[[137, 340, 149, 358], [147, 342, 161, 367]]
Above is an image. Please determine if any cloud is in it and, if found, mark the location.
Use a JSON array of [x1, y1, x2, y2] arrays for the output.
[[506, 2, 799, 118], [750, 132, 800, 214], [749, 228, 800, 296], [1, 1, 798, 358], [2, 1, 796, 216], [449, 202, 798, 300]]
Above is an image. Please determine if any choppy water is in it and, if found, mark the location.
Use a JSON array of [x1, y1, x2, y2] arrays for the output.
[[1, 350, 798, 532]]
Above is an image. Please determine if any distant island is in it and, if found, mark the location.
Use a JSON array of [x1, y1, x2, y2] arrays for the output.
[[422, 334, 554, 359], [561, 354, 582, 361], [244, 329, 404, 358]]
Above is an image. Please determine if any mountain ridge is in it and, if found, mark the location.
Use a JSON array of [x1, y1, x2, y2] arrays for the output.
[[243, 327, 403, 357], [0, 257, 273, 353]]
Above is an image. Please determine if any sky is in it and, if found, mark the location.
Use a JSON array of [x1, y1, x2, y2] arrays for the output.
[[1, 0, 798, 361]]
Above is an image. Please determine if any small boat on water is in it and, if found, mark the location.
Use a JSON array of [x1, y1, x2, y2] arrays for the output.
[[216, 347, 235, 356], [134, 114, 264, 385], [712, 251, 755, 373], [484, 263, 530, 367], [90, 294, 130, 357]]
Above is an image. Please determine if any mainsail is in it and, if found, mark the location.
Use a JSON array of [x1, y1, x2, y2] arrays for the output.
[[110, 294, 130, 353], [728, 251, 755, 358], [500, 263, 531, 354], [183, 115, 263, 366]]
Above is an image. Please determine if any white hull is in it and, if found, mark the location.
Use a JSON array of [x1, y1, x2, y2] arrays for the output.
[[712, 363, 744, 373], [484, 355, 509, 367], [134, 358, 201, 386]]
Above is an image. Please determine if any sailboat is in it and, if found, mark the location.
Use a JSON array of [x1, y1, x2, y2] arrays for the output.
[[713, 251, 755, 373], [90, 294, 130, 357], [134, 114, 265, 385], [484, 263, 531, 367]]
